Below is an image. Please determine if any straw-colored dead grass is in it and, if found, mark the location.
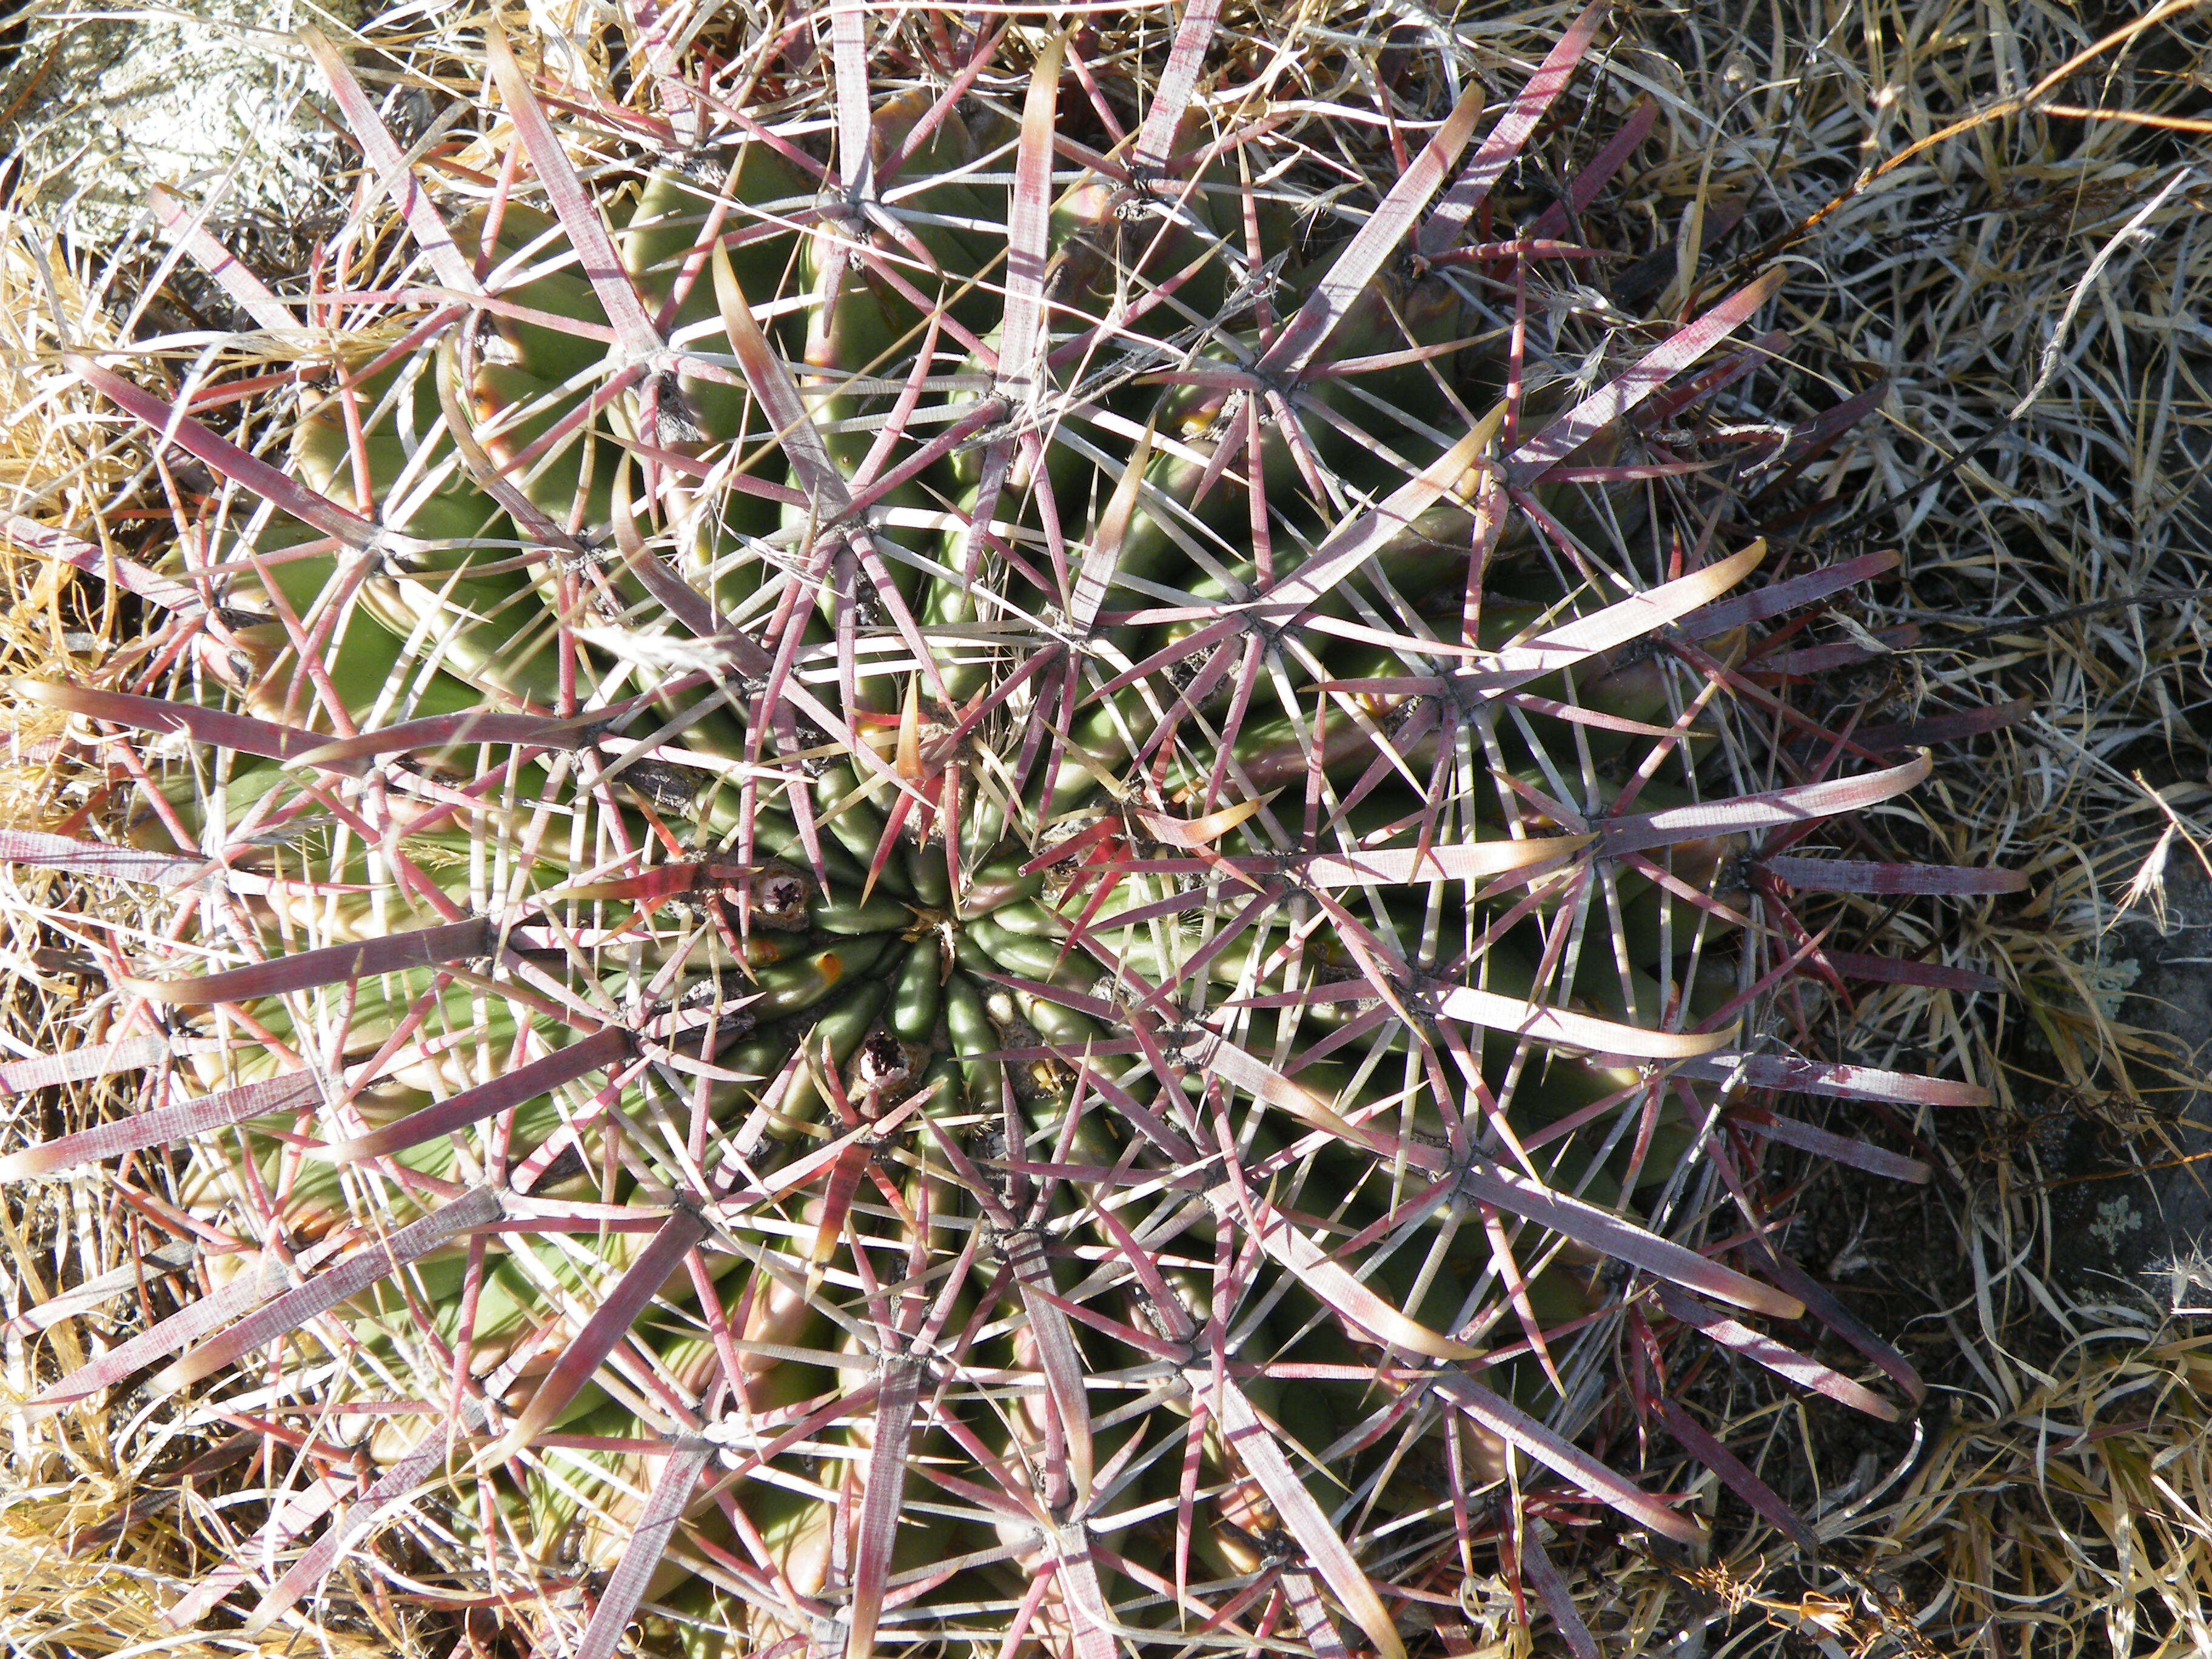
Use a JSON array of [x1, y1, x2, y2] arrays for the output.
[[7, 0, 2212, 1654], [1888, 1328, 2212, 1657], [1574, 0, 2212, 1651]]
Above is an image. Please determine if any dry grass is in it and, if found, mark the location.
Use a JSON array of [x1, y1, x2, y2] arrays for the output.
[[0, 186, 237, 1659], [6, 0, 2212, 1654], [1541, 1, 2212, 1654]]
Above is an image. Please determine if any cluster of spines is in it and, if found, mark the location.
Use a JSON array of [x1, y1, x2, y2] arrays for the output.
[[0, 8, 2031, 1657]]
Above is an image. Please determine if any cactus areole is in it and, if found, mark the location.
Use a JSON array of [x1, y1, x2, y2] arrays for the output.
[[13, 8, 2009, 1656]]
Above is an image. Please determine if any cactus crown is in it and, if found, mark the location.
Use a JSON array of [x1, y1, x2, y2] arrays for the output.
[[9, 6, 2013, 1655]]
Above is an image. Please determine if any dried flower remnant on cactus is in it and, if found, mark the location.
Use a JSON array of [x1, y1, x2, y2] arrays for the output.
[[5, 4, 2024, 1655]]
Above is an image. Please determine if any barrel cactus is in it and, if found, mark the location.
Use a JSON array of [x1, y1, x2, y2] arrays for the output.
[[8, 6, 2014, 1655]]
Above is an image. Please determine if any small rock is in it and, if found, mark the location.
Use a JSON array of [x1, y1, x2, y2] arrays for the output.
[[2046, 844, 2212, 1306], [2, 0, 357, 250]]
